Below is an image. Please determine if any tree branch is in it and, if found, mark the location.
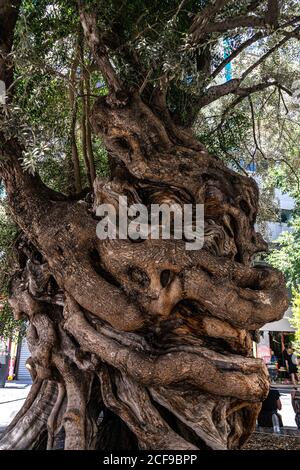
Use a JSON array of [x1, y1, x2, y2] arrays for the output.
[[77, 0, 122, 93], [200, 79, 280, 109], [190, 0, 233, 42], [197, 24, 299, 110], [210, 31, 264, 80], [248, 95, 300, 192], [0, 3, 71, 214], [235, 81, 291, 98], [197, 78, 241, 108], [211, 81, 290, 135], [241, 25, 300, 81], [247, 0, 265, 12], [191, 15, 266, 41]]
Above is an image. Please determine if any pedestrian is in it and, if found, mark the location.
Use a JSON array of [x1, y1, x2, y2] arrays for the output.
[[270, 350, 278, 364], [283, 344, 299, 386], [269, 350, 278, 383], [257, 384, 283, 433], [292, 349, 299, 367], [291, 386, 300, 429]]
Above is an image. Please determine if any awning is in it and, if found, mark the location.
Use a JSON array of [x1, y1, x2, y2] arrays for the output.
[[260, 317, 295, 332], [260, 306, 295, 332]]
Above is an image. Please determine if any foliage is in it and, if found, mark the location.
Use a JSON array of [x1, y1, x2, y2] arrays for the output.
[[5, 0, 300, 205], [267, 216, 300, 292], [0, 205, 25, 340], [0, 301, 25, 341], [267, 216, 300, 352], [8, 0, 110, 193], [0, 204, 17, 293]]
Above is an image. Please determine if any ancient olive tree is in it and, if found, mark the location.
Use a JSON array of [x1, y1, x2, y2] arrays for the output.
[[0, 0, 297, 450]]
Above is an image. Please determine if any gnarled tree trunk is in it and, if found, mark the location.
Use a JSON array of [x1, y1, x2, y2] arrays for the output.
[[0, 89, 289, 450], [0, 0, 289, 451]]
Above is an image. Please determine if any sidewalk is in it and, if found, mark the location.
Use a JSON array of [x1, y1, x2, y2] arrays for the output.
[[0, 382, 31, 436]]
